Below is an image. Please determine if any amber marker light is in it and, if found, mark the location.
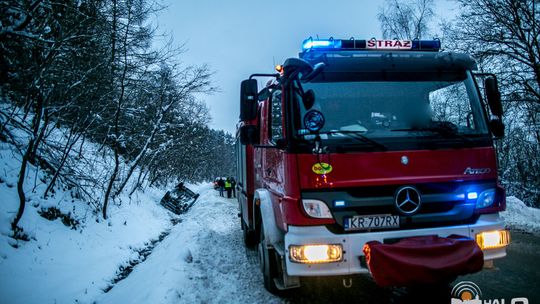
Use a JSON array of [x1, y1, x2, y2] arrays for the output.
[[476, 230, 510, 250]]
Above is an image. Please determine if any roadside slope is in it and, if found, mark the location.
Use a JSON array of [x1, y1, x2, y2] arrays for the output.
[[96, 185, 279, 304], [0, 138, 173, 304]]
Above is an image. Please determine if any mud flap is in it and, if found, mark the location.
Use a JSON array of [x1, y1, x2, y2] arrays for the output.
[[362, 235, 484, 287], [273, 248, 301, 290]]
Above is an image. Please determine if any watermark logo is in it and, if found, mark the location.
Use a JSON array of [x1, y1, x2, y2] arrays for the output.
[[451, 281, 482, 303], [451, 281, 529, 304]]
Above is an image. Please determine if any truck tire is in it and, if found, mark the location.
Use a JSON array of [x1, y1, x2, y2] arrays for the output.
[[241, 218, 257, 249], [258, 222, 280, 294]]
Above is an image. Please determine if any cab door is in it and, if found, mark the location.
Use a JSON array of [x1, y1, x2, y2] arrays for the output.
[[260, 89, 288, 233], [262, 89, 285, 190]]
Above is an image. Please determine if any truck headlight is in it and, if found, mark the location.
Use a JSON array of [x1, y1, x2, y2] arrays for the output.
[[302, 199, 332, 219], [476, 189, 496, 209], [289, 244, 343, 264], [476, 230, 510, 250]]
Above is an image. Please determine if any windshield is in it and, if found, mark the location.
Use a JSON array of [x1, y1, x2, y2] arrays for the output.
[[294, 72, 489, 150]]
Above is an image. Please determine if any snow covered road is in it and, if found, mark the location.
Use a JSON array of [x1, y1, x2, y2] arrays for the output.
[[96, 185, 279, 304], [94, 185, 540, 304]]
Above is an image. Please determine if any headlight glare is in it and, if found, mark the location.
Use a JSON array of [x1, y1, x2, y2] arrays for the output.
[[289, 244, 343, 263]]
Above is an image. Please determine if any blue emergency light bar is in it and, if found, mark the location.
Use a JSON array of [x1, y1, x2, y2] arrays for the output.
[[301, 38, 441, 52]]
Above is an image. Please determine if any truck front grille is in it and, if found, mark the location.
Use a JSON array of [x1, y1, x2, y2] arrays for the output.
[[301, 180, 496, 234]]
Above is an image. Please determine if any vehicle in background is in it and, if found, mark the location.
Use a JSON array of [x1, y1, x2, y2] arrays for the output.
[[160, 183, 199, 214]]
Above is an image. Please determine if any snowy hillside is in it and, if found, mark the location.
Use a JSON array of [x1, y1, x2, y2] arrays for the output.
[[0, 163, 275, 303], [0, 137, 177, 303]]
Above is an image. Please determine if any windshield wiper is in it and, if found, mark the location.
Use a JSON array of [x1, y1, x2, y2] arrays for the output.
[[392, 122, 473, 144], [320, 130, 388, 151]]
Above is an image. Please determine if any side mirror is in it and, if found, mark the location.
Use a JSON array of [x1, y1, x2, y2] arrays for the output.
[[239, 125, 259, 145], [485, 77, 503, 117], [489, 119, 505, 139], [240, 79, 258, 121]]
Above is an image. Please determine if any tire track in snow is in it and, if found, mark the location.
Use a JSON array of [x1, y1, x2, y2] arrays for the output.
[[179, 189, 279, 303]]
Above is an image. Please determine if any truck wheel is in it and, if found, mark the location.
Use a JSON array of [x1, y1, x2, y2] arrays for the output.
[[258, 222, 280, 294], [241, 219, 257, 249]]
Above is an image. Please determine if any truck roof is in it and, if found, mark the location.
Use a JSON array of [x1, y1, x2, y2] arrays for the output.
[[299, 51, 477, 75], [294, 38, 477, 79]]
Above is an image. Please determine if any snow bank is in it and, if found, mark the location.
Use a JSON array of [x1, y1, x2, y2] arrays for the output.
[[96, 185, 278, 304], [0, 138, 174, 304], [501, 196, 540, 234]]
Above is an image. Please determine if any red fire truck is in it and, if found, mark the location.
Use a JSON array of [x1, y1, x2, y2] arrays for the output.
[[235, 38, 510, 293]]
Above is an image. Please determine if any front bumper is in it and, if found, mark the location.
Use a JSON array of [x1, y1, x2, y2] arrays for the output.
[[284, 213, 507, 277]]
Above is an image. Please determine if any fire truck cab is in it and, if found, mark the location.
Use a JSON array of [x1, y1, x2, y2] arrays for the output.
[[236, 38, 509, 293]]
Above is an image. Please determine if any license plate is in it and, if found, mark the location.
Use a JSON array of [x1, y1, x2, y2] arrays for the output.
[[344, 214, 399, 231]]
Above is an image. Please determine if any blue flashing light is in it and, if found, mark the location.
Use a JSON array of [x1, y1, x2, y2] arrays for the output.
[[301, 38, 441, 53], [467, 192, 478, 200], [304, 40, 330, 48], [302, 38, 342, 51], [334, 200, 346, 207]]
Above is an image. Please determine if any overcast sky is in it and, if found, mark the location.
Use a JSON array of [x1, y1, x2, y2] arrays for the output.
[[157, 0, 457, 134]]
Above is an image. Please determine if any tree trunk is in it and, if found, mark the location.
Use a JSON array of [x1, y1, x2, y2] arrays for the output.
[[102, 147, 119, 219], [129, 167, 148, 197], [12, 91, 44, 230], [43, 130, 80, 198], [102, 0, 132, 219]]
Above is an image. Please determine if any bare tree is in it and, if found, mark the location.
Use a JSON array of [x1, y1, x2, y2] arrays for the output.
[[444, 0, 540, 206], [1, 0, 104, 231], [1, 0, 224, 226], [378, 0, 435, 39], [113, 64, 214, 197]]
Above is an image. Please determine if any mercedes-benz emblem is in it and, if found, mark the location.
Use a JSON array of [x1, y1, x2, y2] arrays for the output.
[[395, 186, 422, 215]]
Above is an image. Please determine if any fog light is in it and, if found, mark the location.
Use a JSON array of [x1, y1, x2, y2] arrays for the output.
[[302, 199, 332, 219], [289, 244, 343, 264], [467, 192, 478, 200], [476, 230, 510, 250]]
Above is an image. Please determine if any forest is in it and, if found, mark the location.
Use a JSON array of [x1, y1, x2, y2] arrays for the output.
[[0, 0, 235, 229]]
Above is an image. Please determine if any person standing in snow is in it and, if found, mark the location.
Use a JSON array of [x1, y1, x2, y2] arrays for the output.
[[218, 178, 225, 197], [231, 178, 236, 198], [225, 178, 232, 198]]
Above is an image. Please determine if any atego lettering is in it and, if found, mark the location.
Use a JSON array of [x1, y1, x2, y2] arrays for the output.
[[464, 167, 491, 175]]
